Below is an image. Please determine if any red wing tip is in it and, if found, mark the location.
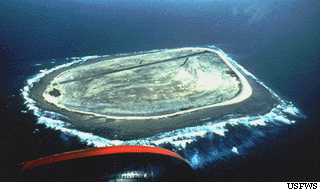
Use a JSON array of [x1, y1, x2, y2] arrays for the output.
[[21, 145, 188, 170]]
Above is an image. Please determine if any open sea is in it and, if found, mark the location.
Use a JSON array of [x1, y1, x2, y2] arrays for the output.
[[0, 0, 319, 181]]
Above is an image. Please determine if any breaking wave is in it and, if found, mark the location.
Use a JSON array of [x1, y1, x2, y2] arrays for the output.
[[21, 45, 306, 169]]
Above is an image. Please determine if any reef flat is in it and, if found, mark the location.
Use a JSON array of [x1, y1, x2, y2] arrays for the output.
[[29, 48, 278, 140]]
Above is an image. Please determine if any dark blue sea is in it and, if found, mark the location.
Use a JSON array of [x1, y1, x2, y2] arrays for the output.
[[0, 0, 319, 181]]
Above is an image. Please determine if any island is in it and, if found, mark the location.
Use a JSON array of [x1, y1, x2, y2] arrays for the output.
[[29, 48, 278, 140]]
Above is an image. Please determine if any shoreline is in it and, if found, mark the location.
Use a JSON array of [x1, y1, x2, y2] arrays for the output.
[[29, 47, 279, 140], [41, 48, 252, 120]]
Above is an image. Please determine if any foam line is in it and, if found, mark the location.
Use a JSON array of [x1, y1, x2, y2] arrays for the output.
[[21, 45, 306, 168]]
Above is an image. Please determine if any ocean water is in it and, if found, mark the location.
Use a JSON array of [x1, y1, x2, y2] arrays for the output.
[[1, 0, 319, 181]]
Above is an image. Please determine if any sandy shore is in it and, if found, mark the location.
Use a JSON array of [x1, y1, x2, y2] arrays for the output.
[[42, 48, 252, 119]]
